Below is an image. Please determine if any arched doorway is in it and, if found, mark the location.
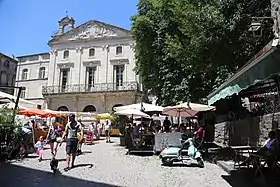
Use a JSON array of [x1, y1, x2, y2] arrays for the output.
[[112, 104, 124, 111], [57, 106, 69, 111], [83, 105, 96, 112]]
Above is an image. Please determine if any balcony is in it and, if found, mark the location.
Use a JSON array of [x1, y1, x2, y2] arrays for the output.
[[42, 81, 140, 95]]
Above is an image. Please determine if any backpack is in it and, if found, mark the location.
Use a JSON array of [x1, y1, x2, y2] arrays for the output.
[[67, 121, 80, 138]]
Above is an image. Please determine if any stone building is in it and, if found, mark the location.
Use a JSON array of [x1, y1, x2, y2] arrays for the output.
[[15, 16, 143, 112], [15, 53, 50, 106], [0, 52, 17, 95]]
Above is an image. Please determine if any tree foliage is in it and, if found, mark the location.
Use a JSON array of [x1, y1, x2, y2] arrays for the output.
[[131, 0, 273, 106]]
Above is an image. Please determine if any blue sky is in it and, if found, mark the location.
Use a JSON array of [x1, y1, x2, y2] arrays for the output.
[[0, 0, 138, 57]]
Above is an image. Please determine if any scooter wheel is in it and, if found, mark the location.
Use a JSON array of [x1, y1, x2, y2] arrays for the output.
[[162, 157, 173, 166]]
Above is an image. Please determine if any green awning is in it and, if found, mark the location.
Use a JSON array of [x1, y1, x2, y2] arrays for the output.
[[207, 40, 280, 105]]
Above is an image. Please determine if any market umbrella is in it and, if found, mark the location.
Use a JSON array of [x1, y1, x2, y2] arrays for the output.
[[163, 106, 197, 118], [187, 102, 215, 112], [163, 102, 215, 126], [115, 108, 150, 118], [113, 103, 164, 113], [19, 108, 53, 117], [95, 113, 114, 120]]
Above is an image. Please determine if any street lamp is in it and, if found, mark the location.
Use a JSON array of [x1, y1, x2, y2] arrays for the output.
[[248, 22, 262, 32], [248, 15, 279, 42]]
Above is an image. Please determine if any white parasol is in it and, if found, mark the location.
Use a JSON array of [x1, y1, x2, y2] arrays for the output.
[[115, 108, 150, 118], [113, 102, 163, 113]]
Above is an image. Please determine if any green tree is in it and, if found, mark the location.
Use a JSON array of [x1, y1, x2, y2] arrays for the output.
[[131, 0, 273, 105]]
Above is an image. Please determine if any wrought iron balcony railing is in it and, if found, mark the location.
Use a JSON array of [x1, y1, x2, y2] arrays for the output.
[[42, 81, 139, 95]]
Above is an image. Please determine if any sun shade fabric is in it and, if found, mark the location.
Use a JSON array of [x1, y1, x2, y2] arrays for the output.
[[163, 107, 197, 117], [113, 103, 163, 112], [163, 102, 215, 117], [19, 108, 57, 117], [115, 108, 150, 118], [207, 41, 280, 105]]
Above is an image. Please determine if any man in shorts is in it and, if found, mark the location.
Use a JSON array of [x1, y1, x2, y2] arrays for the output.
[[104, 120, 111, 143], [61, 114, 83, 171]]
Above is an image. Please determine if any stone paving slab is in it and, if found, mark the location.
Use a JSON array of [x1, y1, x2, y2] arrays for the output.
[[1, 138, 238, 187]]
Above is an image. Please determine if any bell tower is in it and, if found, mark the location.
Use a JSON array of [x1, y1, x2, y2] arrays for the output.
[[55, 13, 75, 36]]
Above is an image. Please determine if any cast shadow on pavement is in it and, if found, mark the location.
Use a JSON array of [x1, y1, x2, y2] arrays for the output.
[[0, 163, 121, 187], [221, 168, 280, 187]]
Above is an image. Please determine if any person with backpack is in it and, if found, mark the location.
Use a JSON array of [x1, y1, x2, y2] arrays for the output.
[[61, 114, 83, 171]]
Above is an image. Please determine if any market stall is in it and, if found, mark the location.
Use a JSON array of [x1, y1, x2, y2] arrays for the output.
[[115, 108, 156, 154], [95, 113, 120, 136]]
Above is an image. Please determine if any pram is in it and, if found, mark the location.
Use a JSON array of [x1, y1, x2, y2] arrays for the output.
[[85, 131, 94, 144]]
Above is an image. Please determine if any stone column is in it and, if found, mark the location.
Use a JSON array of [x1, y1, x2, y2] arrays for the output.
[[76, 47, 83, 88], [75, 96, 79, 112]]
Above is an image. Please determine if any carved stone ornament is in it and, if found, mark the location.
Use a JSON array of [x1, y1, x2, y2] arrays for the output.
[[75, 47, 83, 53], [110, 58, 129, 65], [57, 62, 74, 69], [50, 49, 57, 56], [69, 24, 117, 41], [83, 60, 101, 67]]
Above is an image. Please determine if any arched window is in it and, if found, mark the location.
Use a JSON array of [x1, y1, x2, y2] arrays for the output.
[[112, 104, 124, 111], [116, 46, 122, 55], [63, 50, 69, 59], [39, 67, 46, 79], [89, 48, 95, 57], [21, 69, 28, 80], [83, 105, 96, 112], [57, 106, 69, 111]]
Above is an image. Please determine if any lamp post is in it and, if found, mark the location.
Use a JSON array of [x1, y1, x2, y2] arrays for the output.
[[249, 1, 280, 45]]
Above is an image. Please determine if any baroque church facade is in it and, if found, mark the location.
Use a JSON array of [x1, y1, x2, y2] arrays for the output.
[[15, 16, 143, 113]]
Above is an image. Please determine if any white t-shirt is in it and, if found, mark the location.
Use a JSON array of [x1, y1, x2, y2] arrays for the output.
[[88, 124, 94, 132], [104, 121, 111, 130]]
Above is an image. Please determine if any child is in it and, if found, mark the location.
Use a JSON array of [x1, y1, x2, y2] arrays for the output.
[[35, 136, 45, 162]]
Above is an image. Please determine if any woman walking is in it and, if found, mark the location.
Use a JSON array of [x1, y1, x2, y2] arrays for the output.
[[46, 123, 62, 158]]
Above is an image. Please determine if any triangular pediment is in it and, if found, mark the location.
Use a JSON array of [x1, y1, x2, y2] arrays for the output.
[[49, 20, 131, 45]]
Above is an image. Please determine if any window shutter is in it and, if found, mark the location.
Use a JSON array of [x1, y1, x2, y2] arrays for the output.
[[38, 68, 40, 79], [45, 67, 48, 79], [28, 68, 31, 79], [19, 70, 22, 80], [24, 87, 28, 99]]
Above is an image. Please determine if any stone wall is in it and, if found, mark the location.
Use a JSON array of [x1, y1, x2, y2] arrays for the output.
[[214, 112, 280, 146]]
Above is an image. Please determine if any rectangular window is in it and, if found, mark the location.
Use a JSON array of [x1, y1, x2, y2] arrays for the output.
[[39, 67, 46, 79], [20, 87, 26, 98], [21, 69, 28, 80], [59, 69, 69, 92], [86, 67, 96, 91], [113, 65, 124, 88]]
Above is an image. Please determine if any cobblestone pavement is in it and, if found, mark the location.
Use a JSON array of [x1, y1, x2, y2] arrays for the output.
[[0, 138, 238, 187]]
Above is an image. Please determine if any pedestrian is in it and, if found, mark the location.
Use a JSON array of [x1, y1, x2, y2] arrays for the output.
[[96, 120, 102, 139], [35, 136, 45, 162], [46, 124, 60, 158], [104, 119, 111, 143], [77, 119, 85, 155], [163, 117, 171, 132], [61, 114, 83, 171]]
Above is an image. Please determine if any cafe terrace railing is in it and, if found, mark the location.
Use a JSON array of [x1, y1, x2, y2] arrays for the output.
[[42, 81, 140, 95]]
